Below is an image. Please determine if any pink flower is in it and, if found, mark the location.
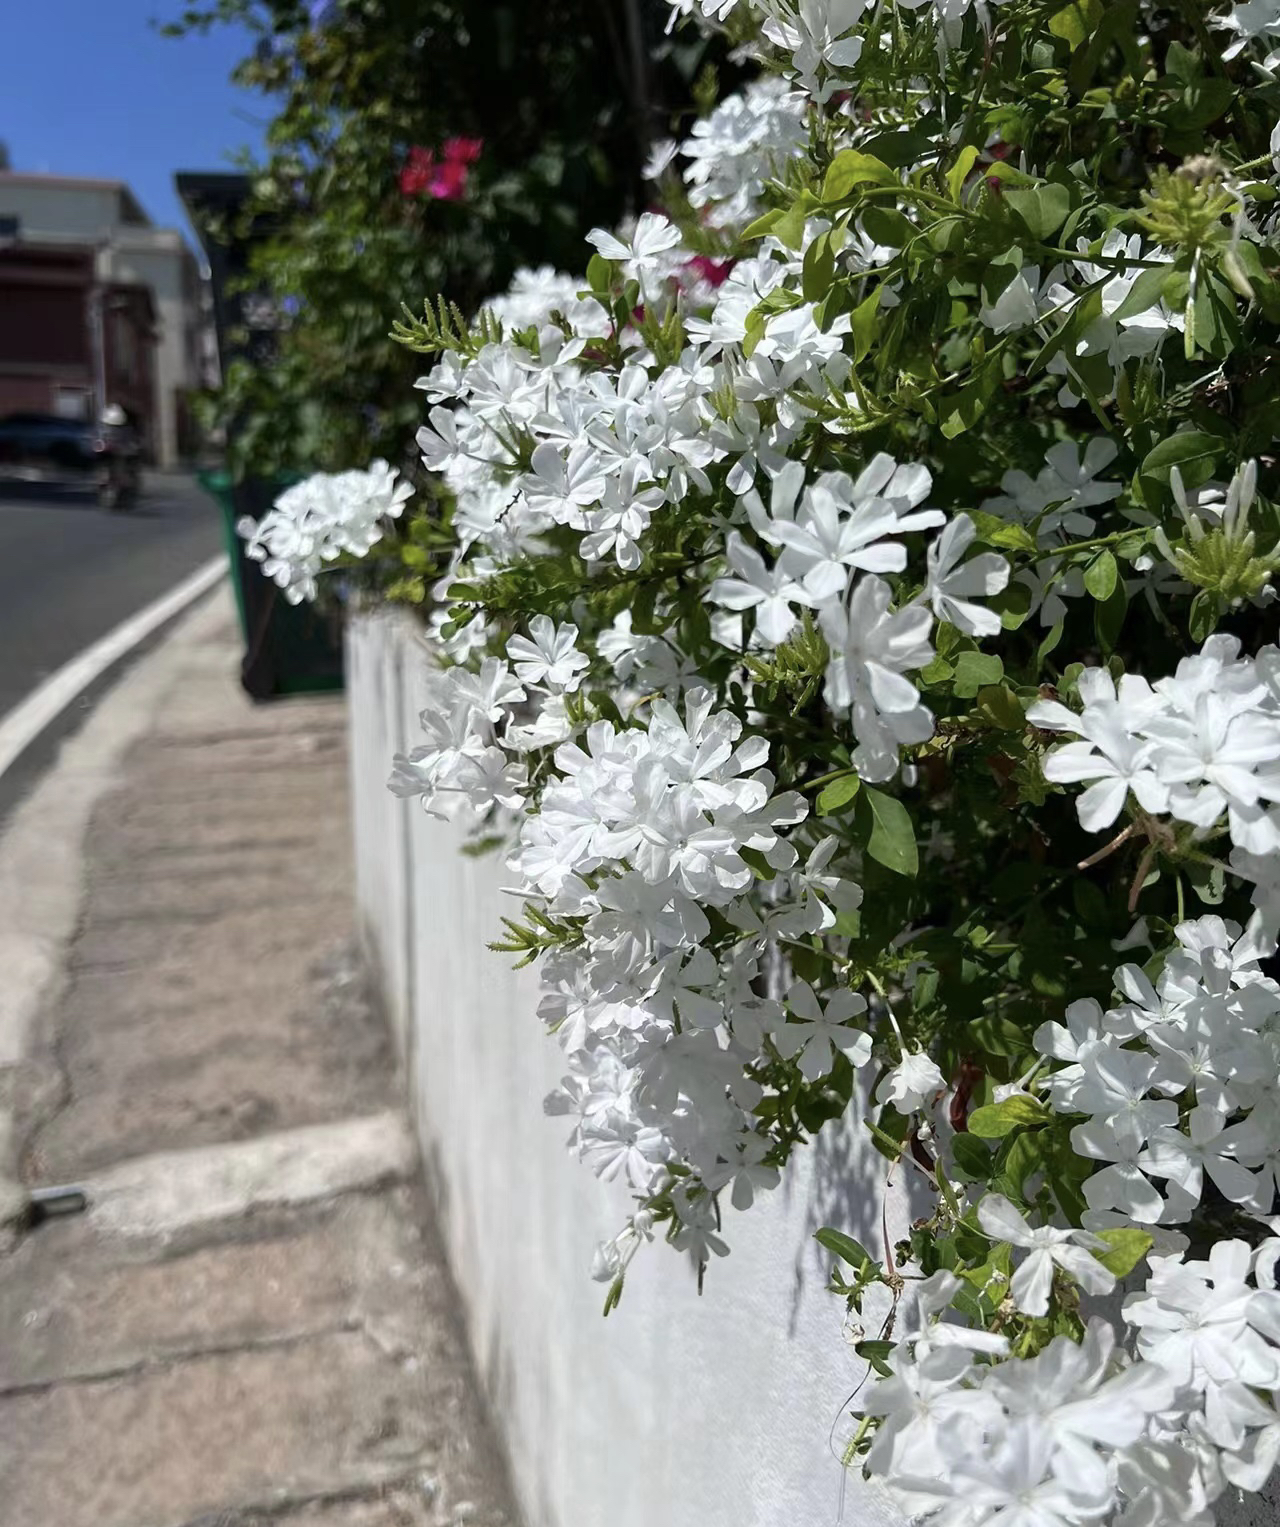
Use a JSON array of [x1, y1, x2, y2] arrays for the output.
[[399, 137, 483, 201], [398, 146, 435, 196], [687, 254, 734, 289], [425, 159, 469, 201], [443, 136, 484, 165]]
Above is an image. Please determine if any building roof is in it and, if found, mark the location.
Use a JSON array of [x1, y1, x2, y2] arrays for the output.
[[0, 172, 151, 226]]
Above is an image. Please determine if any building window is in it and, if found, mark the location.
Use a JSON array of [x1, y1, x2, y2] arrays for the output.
[[53, 387, 90, 420]]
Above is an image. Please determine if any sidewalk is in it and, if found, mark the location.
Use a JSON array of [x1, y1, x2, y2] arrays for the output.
[[0, 586, 518, 1527]]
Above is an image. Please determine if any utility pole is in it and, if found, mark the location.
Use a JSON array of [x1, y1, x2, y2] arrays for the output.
[[89, 234, 111, 422]]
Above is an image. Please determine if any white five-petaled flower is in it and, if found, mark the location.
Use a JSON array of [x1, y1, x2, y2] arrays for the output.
[[924, 514, 1010, 637], [709, 530, 810, 646], [875, 1049, 945, 1113], [773, 981, 871, 1080], [977, 1193, 1116, 1317], [506, 616, 590, 693], [586, 213, 683, 297]]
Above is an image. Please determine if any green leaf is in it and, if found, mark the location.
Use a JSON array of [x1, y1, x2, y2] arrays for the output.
[[856, 1339, 896, 1376], [1037, 621, 1065, 667], [994, 1129, 1051, 1200], [939, 360, 1001, 439], [586, 253, 614, 296], [953, 650, 1004, 698], [1048, 0, 1104, 45], [946, 144, 981, 203], [1003, 183, 1071, 242], [817, 774, 861, 815], [1188, 588, 1220, 644], [1091, 1227, 1153, 1278], [1139, 430, 1222, 491], [1093, 577, 1129, 653], [860, 206, 915, 250], [968, 1096, 1049, 1139], [968, 510, 1037, 554], [802, 230, 836, 303], [1110, 262, 1174, 322], [773, 200, 809, 251], [822, 150, 897, 202], [1179, 78, 1234, 130], [851, 288, 881, 364], [976, 684, 1025, 731], [740, 845, 778, 881], [1030, 285, 1102, 378], [860, 788, 919, 878], [860, 122, 943, 168], [1083, 549, 1118, 601], [815, 1228, 877, 1275], [1164, 39, 1199, 83], [741, 207, 784, 241], [952, 1133, 994, 1181]]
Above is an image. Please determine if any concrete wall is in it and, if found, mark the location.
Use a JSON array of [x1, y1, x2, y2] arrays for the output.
[[346, 608, 912, 1527]]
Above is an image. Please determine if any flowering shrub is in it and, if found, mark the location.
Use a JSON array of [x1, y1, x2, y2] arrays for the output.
[[241, 0, 1280, 1519]]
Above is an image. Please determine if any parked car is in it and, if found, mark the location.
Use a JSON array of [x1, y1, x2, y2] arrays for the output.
[[0, 410, 142, 508], [0, 412, 98, 477]]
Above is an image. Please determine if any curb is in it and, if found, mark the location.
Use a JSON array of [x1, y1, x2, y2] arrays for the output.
[[0, 583, 233, 1229], [0, 555, 226, 784]]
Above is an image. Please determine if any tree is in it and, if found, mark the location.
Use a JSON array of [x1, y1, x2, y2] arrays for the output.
[[169, 0, 722, 475]]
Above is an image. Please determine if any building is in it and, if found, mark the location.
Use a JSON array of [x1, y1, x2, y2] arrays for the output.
[[0, 172, 210, 466], [0, 242, 156, 436]]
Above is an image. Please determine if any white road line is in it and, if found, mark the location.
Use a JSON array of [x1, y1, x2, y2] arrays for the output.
[[0, 554, 227, 781]]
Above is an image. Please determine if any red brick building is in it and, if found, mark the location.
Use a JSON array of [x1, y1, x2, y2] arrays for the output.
[[0, 241, 157, 452]]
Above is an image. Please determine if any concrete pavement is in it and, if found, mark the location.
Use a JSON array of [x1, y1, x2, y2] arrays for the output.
[[0, 586, 518, 1527]]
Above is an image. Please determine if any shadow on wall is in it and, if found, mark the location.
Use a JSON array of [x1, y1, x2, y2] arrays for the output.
[[788, 1091, 934, 1341]]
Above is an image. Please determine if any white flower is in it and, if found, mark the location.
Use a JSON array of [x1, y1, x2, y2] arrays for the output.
[[924, 514, 1010, 637], [821, 575, 935, 782], [977, 1193, 1116, 1317], [1124, 1241, 1280, 1392], [754, 457, 942, 602], [773, 981, 871, 1080], [507, 616, 590, 692], [709, 530, 809, 646], [642, 137, 680, 181], [761, 0, 870, 103], [876, 1049, 945, 1113], [1140, 1105, 1267, 1213], [978, 264, 1053, 334], [586, 212, 683, 296]]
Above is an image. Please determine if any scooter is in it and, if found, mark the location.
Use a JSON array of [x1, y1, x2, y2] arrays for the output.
[[94, 408, 142, 511]]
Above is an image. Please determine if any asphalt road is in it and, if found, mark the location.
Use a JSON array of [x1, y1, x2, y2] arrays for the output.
[[0, 471, 226, 820]]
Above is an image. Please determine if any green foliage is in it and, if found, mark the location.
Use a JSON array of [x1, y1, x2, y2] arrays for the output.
[[171, 0, 720, 477]]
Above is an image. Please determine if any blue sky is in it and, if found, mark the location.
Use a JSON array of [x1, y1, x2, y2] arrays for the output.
[[1, 1, 267, 245]]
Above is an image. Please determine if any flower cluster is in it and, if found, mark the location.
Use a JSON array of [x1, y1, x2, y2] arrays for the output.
[[861, 1234, 1280, 1527], [237, 461, 412, 603], [399, 136, 484, 201], [1029, 631, 1280, 866], [1029, 915, 1280, 1233]]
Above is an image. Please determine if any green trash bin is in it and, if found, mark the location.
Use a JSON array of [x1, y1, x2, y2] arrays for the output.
[[200, 469, 345, 701]]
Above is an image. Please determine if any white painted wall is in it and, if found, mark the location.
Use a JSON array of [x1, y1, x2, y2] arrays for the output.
[[346, 610, 1278, 1527], [347, 609, 913, 1527]]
